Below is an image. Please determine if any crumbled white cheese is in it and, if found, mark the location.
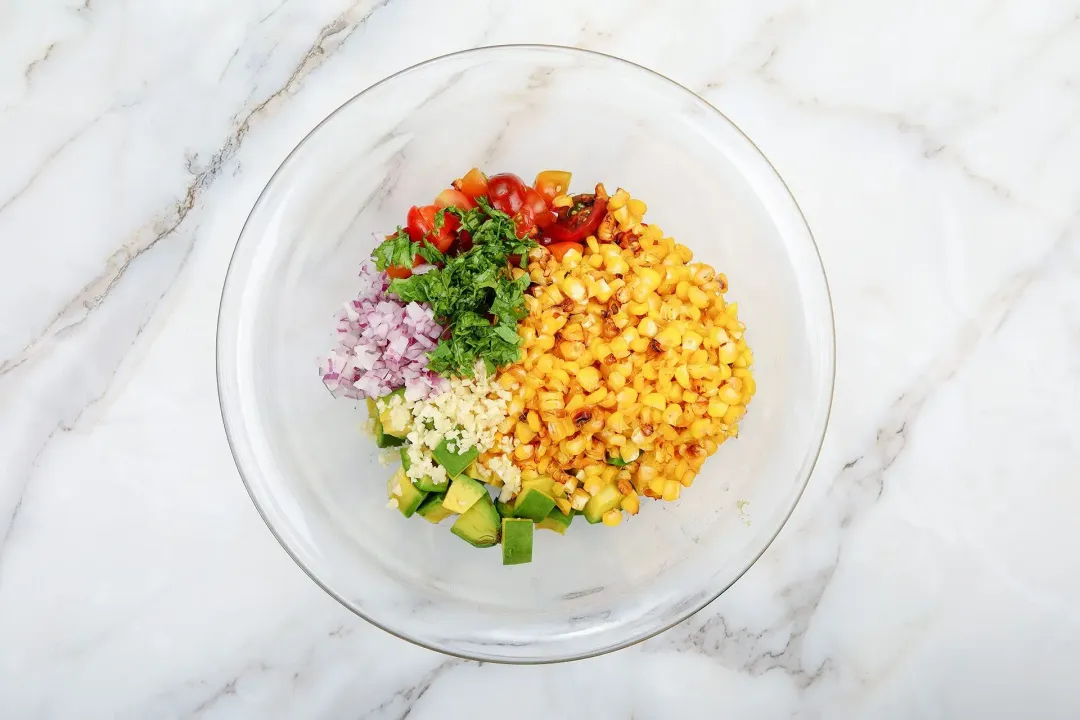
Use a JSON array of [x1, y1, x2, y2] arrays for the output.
[[489, 455, 522, 502], [386, 498, 399, 509]]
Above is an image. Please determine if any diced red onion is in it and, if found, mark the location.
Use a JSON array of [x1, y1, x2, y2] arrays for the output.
[[321, 261, 447, 400]]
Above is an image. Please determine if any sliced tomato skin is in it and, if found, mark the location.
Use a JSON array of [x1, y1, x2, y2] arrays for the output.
[[488, 173, 528, 215], [458, 168, 488, 200], [542, 200, 606, 245], [512, 204, 536, 238], [434, 188, 475, 210]]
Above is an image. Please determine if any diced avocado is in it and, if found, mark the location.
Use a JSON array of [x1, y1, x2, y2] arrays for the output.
[[400, 446, 448, 492], [387, 468, 426, 518], [368, 398, 404, 448], [377, 388, 410, 438], [496, 499, 517, 518], [584, 484, 623, 524], [432, 438, 479, 479], [605, 454, 629, 467], [442, 475, 487, 514], [521, 475, 555, 496], [464, 460, 488, 482], [451, 494, 500, 548], [501, 518, 533, 565], [416, 493, 453, 524], [512, 487, 556, 523], [536, 507, 573, 535]]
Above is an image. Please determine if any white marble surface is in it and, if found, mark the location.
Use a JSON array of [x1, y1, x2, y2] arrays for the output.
[[2, 0, 1079, 717]]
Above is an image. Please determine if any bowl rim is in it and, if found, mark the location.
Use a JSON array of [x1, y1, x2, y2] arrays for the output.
[[216, 43, 836, 664]]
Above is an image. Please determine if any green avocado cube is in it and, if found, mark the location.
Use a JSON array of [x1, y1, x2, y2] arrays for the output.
[[451, 494, 500, 548], [368, 398, 404, 448], [511, 487, 556, 523], [416, 493, 453, 524], [442, 476, 487, 514], [583, 484, 623, 524], [376, 388, 410, 438], [387, 467, 426, 518], [496, 498, 517, 518], [536, 507, 573, 535], [501, 518, 533, 565], [400, 446, 448, 492], [432, 438, 479, 479]]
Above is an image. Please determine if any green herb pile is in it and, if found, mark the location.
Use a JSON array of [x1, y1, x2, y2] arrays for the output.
[[371, 200, 536, 377]]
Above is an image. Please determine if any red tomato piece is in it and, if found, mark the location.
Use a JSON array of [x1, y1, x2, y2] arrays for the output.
[[488, 173, 528, 215], [406, 204, 457, 253], [524, 187, 555, 228], [457, 168, 489, 200], [547, 241, 583, 262], [434, 188, 475, 210], [543, 199, 606, 244], [534, 170, 572, 204], [512, 203, 536, 238], [386, 265, 412, 279]]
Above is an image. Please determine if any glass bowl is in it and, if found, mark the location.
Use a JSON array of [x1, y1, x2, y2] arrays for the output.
[[217, 45, 834, 663]]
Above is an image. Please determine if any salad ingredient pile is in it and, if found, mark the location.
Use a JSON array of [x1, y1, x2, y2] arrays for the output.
[[323, 169, 755, 564]]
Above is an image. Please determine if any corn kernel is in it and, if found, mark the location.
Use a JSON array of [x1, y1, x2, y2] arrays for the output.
[[719, 342, 739, 365], [662, 480, 681, 501], [571, 488, 590, 510], [687, 286, 709, 308], [585, 387, 608, 405], [627, 198, 647, 217], [723, 404, 746, 425], [682, 331, 703, 353], [655, 326, 681, 349], [719, 384, 742, 405], [638, 317, 659, 338], [621, 493, 640, 515], [608, 371, 627, 391], [610, 336, 630, 358], [643, 393, 667, 410], [602, 508, 623, 526]]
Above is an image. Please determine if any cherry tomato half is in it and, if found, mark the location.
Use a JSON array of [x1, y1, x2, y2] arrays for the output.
[[386, 265, 413, 279], [434, 188, 475, 211], [542, 198, 606, 245], [534, 170, 572, 204], [488, 173, 528, 215], [524, 187, 555, 229], [406, 204, 457, 253], [457, 168, 489, 200], [512, 204, 535, 238], [547, 241, 583, 262]]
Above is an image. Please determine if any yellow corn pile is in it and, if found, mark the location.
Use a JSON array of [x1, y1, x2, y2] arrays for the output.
[[488, 188, 755, 516]]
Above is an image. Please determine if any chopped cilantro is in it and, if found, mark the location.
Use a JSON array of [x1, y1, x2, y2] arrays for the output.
[[385, 200, 536, 377]]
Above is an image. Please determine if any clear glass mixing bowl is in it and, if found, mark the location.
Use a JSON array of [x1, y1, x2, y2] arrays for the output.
[[217, 45, 834, 663]]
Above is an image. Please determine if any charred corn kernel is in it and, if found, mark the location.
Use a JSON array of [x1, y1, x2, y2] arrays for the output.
[[719, 384, 742, 405], [638, 317, 659, 338], [526, 410, 541, 433], [562, 435, 586, 456], [559, 341, 585, 361], [642, 392, 666, 410], [655, 326, 681, 349], [562, 323, 585, 342], [516, 422, 537, 444], [570, 488, 590, 510], [707, 399, 730, 418], [606, 255, 630, 274], [535, 335, 555, 352], [688, 286, 710, 308], [561, 276, 587, 303], [615, 387, 638, 407], [627, 198, 647, 217], [539, 392, 562, 411], [514, 444, 535, 460], [576, 366, 599, 392], [719, 342, 739, 365], [602, 508, 623, 526], [536, 355, 555, 374], [621, 493, 640, 514], [629, 336, 650, 352], [635, 267, 662, 294], [689, 418, 710, 439], [662, 480, 681, 501], [601, 466, 619, 483], [723, 405, 746, 425], [610, 336, 630, 358], [587, 253, 604, 269], [682, 331, 703, 352], [565, 393, 585, 415], [619, 443, 641, 463], [585, 387, 608, 405]]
